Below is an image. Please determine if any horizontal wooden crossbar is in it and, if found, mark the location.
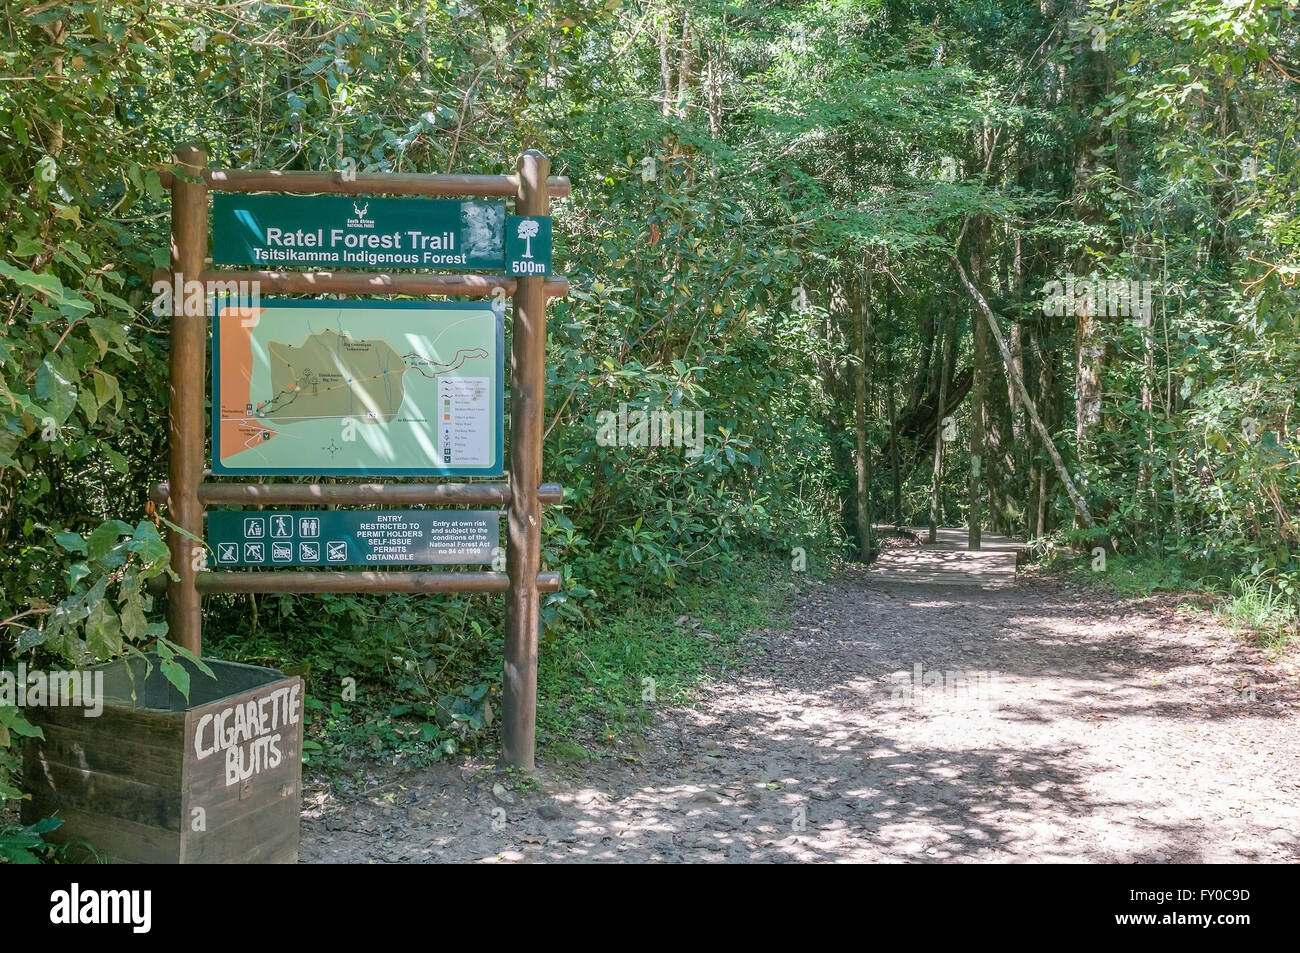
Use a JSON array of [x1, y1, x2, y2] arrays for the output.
[[150, 482, 563, 506], [158, 168, 571, 199], [195, 571, 562, 595], [152, 269, 568, 298]]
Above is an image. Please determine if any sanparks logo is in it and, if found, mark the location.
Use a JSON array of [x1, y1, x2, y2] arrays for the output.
[[346, 200, 374, 229]]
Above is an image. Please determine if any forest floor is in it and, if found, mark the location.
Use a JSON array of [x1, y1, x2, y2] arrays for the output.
[[300, 566, 1300, 863]]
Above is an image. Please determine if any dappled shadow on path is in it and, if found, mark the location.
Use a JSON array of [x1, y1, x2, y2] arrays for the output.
[[520, 573, 1298, 862], [300, 571, 1299, 863]]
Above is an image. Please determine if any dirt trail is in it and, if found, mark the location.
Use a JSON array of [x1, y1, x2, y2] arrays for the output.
[[300, 569, 1300, 863]]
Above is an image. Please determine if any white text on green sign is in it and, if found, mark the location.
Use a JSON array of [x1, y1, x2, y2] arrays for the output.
[[212, 194, 507, 271]]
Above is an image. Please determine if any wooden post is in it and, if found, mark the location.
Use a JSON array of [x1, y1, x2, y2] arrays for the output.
[[156, 146, 568, 754], [502, 151, 550, 770], [166, 145, 208, 655]]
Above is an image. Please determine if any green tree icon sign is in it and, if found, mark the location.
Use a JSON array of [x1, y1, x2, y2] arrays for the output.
[[516, 218, 539, 258]]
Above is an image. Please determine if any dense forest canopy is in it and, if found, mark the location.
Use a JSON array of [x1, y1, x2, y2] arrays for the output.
[[1, 0, 1296, 843]]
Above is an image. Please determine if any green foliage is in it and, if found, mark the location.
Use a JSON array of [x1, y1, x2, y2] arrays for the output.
[[0, 516, 204, 858], [538, 553, 795, 748], [1066, 549, 1223, 597], [1218, 574, 1300, 652], [1, 1, 1297, 848], [205, 590, 504, 773], [0, 2, 193, 848], [0, 817, 62, 865], [206, 554, 797, 770], [1041, 544, 1298, 648]]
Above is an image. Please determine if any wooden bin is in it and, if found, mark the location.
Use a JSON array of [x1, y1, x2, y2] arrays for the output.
[[22, 656, 302, 863]]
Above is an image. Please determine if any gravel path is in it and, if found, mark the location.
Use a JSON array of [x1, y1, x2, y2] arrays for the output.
[[300, 569, 1300, 863]]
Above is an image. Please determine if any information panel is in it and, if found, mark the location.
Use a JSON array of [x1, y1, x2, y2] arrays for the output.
[[212, 300, 503, 476], [211, 194, 507, 271], [505, 215, 552, 276], [207, 510, 500, 567]]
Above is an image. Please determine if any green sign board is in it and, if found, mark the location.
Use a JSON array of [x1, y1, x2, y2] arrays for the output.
[[208, 510, 500, 567], [211, 194, 507, 271], [505, 215, 552, 276], [212, 299, 503, 476]]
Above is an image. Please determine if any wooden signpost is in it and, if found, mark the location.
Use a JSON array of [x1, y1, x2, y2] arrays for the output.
[[156, 147, 569, 770]]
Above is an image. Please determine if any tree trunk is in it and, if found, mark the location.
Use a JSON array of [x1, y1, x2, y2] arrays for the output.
[[657, 6, 673, 118], [929, 305, 954, 543], [852, 272, 873, 558], [1036, 465, 1048, 538], [909, 307, 935, 412], [1032, 314, 1056, 535], [675, 10, 693, 117], [949, 252, 1097, 529], [886, 295, 901, 523], [969, 280, 987, 549], [967, 196, 989, 549], [1067, 14, 1114, 522]]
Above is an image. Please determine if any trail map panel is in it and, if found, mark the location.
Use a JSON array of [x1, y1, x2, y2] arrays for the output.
[[207, 510, 500, 566], [212, 300, 503, 476]]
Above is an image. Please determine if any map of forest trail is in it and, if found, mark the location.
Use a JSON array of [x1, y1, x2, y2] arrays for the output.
[[262, 329, 407, 423], [255, 328, 491, 425], [215, 303, 502, 475]]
